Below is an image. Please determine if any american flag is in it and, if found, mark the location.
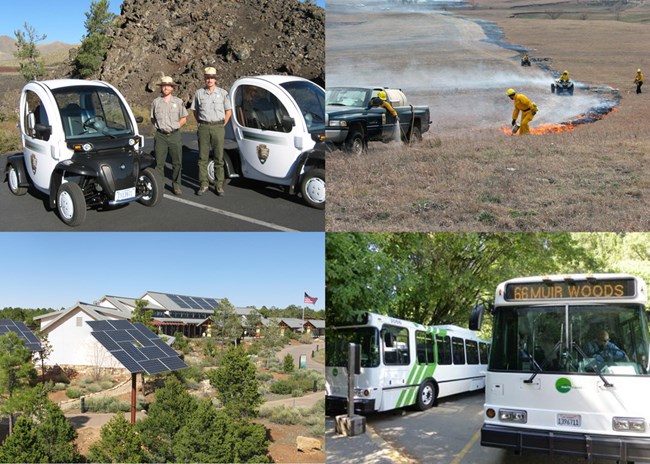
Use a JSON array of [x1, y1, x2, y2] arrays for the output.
[[304, 292, 318, 305]]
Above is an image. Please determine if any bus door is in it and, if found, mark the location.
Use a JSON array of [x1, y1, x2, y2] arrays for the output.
[[380, 324, 412, 410]]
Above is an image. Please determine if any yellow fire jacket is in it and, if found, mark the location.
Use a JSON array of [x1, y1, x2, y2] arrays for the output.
[[635, 72, 644, 84], [512, 93, 533, 121]]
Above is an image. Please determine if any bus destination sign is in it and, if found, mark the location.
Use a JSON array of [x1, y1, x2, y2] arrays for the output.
[[504, 278, 636, 301]]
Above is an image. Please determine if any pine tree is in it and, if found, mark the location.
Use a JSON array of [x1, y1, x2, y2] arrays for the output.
[[89, 414, 148, 463], [13, 23, 46, 81], [213, 298, 242, 347], [207, 346, 263, 418], [283, 353, 295, 373], [131, 299, 155, 331], [75, 0, 116, 77]]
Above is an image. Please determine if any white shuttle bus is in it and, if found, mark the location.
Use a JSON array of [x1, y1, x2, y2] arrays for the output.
[[326, 311, 489, 414], [472, 274, 650, 462]]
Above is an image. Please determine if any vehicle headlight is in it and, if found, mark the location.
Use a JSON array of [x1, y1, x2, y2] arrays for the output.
[[613, 417, 646, 432], [498, 409, 527, 423], [328, 120, 348, 127]]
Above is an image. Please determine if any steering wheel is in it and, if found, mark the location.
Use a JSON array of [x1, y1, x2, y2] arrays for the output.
[[82, 115, 106, 130]]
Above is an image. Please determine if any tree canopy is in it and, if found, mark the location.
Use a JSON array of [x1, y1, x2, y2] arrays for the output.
[[74, 0, 116, 77], [326, 232, 623, 327], [13, 23, 46, 82]]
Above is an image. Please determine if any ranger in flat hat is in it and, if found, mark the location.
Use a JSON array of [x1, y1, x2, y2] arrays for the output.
[[151, 76, 188, 195], [190, 66, 232, 196]]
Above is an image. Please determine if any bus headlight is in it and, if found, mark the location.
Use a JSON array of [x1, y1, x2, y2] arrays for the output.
[[353, 388, 370, 397], [613, 417, 646, 432], [499, 409, 527, 423]]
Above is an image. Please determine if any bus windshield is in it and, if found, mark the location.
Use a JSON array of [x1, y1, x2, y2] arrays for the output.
[[491, 304, 649, 376], [326, 327, 380, 368]]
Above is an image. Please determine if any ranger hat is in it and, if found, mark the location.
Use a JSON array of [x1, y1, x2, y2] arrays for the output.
[[204, 67, 217, 77], [157, 76, 178, 87]]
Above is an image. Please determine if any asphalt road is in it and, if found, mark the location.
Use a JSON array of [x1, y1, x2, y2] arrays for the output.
[[0, 134, 324, 231], [327, 391, 627, 464]]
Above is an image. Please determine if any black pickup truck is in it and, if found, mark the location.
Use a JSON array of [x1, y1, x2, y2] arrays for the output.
[[326, 87, 431, 155]]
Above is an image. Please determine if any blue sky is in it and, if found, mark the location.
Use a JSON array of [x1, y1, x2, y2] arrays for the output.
[[2, 0, 325, 44], [0, 232, 325, 311]]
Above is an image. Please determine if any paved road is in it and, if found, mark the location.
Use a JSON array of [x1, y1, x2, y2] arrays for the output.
[[0, 134, 324, 231], [277, 339, 325, 373], [327, 391, 627, 464]]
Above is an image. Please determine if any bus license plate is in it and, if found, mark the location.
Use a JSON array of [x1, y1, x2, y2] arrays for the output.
[[557, 414, 581, 427], [115, 187, 136, 202]]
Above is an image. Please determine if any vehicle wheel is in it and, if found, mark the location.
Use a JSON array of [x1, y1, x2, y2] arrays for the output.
[[416, 380, 436, 411], [7, 163, 27, 196], [137, 167, 163, 207], [568, 85, 574, 96], [208, 159, 215, 184], [344, 130, 365, 156], [551, 83, 556, 94], [301, 168, 325, 210], [407, 126, 422, 145], [57, 182, 86, 227]]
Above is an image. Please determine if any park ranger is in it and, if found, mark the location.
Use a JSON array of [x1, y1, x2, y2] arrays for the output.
[[191, 66, 232, 196], [151, 76, 188, 195]]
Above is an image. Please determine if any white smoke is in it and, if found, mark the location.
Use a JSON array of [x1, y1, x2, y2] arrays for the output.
[[327, 0, 617, 134]]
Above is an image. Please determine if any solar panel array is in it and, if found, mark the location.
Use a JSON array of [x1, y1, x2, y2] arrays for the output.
[[166, 293, 218, 311], [0, 319, 42, 352], [88, 320, 188, 375]]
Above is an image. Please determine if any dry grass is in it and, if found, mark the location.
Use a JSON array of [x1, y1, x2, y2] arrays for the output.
[[326, 0, 650, 231]]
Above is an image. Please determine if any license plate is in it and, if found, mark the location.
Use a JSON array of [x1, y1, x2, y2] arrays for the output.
[[115, 187, 136, 202], [557, 414, 581, 427]]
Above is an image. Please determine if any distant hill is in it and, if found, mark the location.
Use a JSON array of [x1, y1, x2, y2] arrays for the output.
[[0, 35, 76, 66]]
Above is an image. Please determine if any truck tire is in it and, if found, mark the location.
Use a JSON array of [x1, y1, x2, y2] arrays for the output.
[[137, 167, 163, 207], [407, 126, 422, 145], [416, 380, 436, 411], [57, 182, 87, 227], [301, 168, 325, 209], [7, 163, 27, 196], [344, 130, 365, 156], [551, 83, 556, 94]]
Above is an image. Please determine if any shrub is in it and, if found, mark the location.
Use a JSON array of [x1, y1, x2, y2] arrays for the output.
[[65, 388, 81, 399], [299, 332, 314, 344], [99, 380, 114, 390], [291, 389, 302, 397], [53, 382, 67, 391], [269, 380, 294, 395], [282, 354, 295, 373], [256, 372, 273, 382], [86, 383, 102, 393]]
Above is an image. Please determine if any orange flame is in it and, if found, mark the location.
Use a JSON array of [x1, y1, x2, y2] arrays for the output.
[[501, 107, 617, 135]]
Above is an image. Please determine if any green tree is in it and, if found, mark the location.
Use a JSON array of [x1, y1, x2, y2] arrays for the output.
[[213, 298, 241, 347], [136, 376, 197, 462], [0, 332, 38, 434], [244, 309, 262, 337], [13, 23, 47, 81], [326, 233, 603, 327], [131, 299, 155, 331], [207, 346, 263, 419], [75, 0, 116, 77], [283, 353, 295, 373], [174, 399, 269, 463], [89, 414, 147, 463], [0, 387, 81, 462]]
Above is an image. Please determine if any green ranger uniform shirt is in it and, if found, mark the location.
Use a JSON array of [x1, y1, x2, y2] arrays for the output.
[[151, 96, 188, 132], [190, 87, 231, 122]]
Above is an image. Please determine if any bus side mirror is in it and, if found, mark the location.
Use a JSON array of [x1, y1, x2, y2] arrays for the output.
[[349, 343, 361, 375], [469, 303, 491, 331]]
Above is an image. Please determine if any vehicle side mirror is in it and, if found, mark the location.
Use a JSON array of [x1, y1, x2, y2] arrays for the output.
[[281, 114, 294, 133], [135, 116, 144, 123], [469, 302, 493, 331], [27, 112, 36, 132]]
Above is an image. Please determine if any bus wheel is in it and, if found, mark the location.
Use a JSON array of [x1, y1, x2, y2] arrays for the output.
[[416, 381, 436, 410]]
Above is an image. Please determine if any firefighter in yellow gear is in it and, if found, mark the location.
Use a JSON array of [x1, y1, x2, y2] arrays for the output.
[[507, 88, 537, 135], [634, 69, 644, 94], [559, 70, 570, 81], [368, 90, 399, 122]]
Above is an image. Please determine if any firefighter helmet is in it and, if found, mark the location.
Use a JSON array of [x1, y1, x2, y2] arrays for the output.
[[377, 90, 387, 101], [507, 88, 516, 96]]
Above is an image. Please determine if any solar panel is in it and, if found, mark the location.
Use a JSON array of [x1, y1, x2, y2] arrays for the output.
[[87, 320, 187, 375], [0, 319, 43, 352], [196, 298, 213, 310], [167, 294, 186, 308], [205, 298, 218, 309], [178, 296, 195, 308]]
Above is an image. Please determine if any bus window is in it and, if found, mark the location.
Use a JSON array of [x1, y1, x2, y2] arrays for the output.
[[326, 327, 380, 368], [452, 337, 466, 364], [437, 335, 452, 365], [382, 325, 410, 365], [479, 341, 489, 364], [466, 340, 479, 364], [416, 331, 435, 364]]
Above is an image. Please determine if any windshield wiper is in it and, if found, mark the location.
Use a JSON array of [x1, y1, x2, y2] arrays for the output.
[[573, 342, 614, 387]]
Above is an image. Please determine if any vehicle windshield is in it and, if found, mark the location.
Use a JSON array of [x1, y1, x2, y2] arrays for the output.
[[52, 85, 135, 140], [491, 304, 650, 376], [280, 80, 325, 133], [326, 87, 372, 108], [326, 327, 380, 368]]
